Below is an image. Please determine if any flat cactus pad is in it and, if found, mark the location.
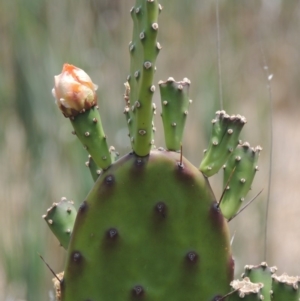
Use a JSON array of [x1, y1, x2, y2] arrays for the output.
[[61, 149, 233, 301]]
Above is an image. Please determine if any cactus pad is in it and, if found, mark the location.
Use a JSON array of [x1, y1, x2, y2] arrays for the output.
[[61, 150, 233, 301]]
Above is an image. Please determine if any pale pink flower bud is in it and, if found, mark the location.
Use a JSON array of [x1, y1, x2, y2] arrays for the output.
[[52, 64, 98, 117]]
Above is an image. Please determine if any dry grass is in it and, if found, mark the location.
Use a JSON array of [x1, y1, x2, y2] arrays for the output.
[[1, 0, 300, 299]]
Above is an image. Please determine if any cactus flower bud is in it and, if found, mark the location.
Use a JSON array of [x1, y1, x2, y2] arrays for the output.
[[52, 64, 98, 117]]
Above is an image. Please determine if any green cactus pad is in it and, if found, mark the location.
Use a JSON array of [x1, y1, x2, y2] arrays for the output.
[[271, 273, 300, 301], [127, 0, 161, 156], [70, 106, 111, 170], [61, 150, 233, 301], [159, 77, 191, 151], [43, 198, 77, 249], [229, 278, 264, 301], [220, 142, 262, 220], [242, 262, 277, 301], [199, 110, 246, 177]]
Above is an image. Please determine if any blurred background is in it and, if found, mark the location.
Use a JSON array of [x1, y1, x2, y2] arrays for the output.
[[1, 0, 300, 300]]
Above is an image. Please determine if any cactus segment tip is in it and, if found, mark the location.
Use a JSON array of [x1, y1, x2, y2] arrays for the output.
[[230, 278, 264, 299], [200, 111, 247, 177], [43, 198, 77, 249], [272, 273, 300, 288], [159, 78, 191, 151]]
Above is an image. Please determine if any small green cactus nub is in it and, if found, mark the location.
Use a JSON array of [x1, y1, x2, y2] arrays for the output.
[[220, 142, 262, 219], [271, 273, 300, 301], [43, 197, 77, 249], [127, 0, 161, 156], [159, 77, 191, 151], [242, 262, 277, 301], [229, 278, 264, 301], [199, 110, 246, 177]]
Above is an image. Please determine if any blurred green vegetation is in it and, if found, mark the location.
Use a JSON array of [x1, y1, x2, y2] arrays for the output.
[[1, 0, 300, 300]]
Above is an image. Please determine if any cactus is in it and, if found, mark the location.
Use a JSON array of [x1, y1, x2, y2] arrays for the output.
[[226, 264, 300, 301], [43, 1, 299, 301], [42, 197, 77, 250], [242, 262, 277, 301]]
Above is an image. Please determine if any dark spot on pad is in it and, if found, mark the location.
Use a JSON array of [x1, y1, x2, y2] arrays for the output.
[[72, 251, 82, 263], [209, 202, 224, 228], [135, 158, 144, 166], [177, 162, 184, 169], [174, 162, 195, 185], [78, 201, 88, 214], [132, 285, 144, 296], [129, 154, 149, 178], [155, 201, 167, 217], [106, 228, 118, 239], [105, 175, 115, 186], [186, 251, 198, 263]]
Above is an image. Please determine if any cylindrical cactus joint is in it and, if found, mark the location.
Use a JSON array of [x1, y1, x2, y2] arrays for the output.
[[242, 262, 277, 301], [127, 0, 161, 156], [159, 77, 191, 151], [220, 142, 262, 219], [52, 64, 112, 170], [199, 110, 246, 177]]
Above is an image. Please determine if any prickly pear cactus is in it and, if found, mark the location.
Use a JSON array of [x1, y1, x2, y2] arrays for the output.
[[227, 263, 300, 301], [44, 1, 269, 301]]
